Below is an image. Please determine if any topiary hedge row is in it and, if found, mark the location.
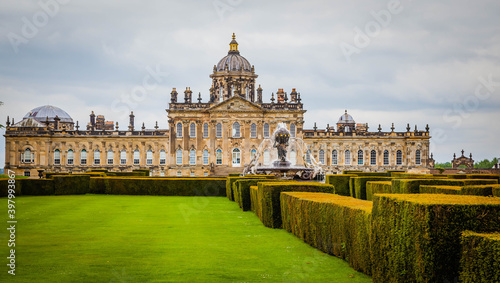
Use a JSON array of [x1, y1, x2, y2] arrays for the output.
[[420, 184, 500, 196], [281, 192, 373, 274], [225, 175, 274, 201], [250, 185, 260, 216], [391, 172, 447, 179], [352, 177, 393, 200], [419, 185, 463, 195], [459, 231, 500, 283], [366, 181, 392, 201], [233, 179, 285, 211], [494, 186, 500, 197], [325, 174, 357, 196], [391, 178, 498, 194], [256, 182, 334, 228], [52, 175, 91, 195], [371, 194, 500, 283]]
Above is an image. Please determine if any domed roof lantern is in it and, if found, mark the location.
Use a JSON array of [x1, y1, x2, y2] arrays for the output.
[[229, 33, 239, 54], [337, 110, 355, 124]]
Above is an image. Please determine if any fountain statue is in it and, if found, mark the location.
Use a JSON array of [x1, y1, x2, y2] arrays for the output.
[[243, 123, 322, 180]]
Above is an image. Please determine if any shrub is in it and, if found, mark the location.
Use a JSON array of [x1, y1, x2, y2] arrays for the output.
[[45, 172, 70, 179], [460, 231, 500, 283], [325, 174, 356, 196], [233, 179, 285, 211], [250, 186, 260, 216], [419, 185, 462, 195], [371, 194, 500, 283], [132, 169, 150, 176], [391, 172, 446, 179], [256, 182, 334, 228], [19, 179, 55, 195], [352, 177, 392, 200], [494, 186, 500, 197], [385, 170, 405, 177], [226, 175, 274, 201], [53, 175, 91, 195], [366, 181, 392, 201], [462, 184, 500, 196], [391, 178, 498, 194], [281, 192, 373, 274]]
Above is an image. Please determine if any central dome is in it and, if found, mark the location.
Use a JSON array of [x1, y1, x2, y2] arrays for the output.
[[24, 105, 73, 123], [216, 33, 252, 72], [337, 110, 355, 124]]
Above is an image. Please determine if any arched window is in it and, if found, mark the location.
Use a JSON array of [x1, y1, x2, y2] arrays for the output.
[[203, 149, 209, 165], [216, 149, 222, 165], [133, 149, 140, 165], [396, 150, 403, 165], [232, 122, 240, 138], [146, 149, 153, 165], [290, 123, 296, 138], [189, 123, 196, 138], [232, 148, 241, 166], [54, 149, 61, 165], [251, 149, 257, 160], [176, 122, 183, 138], [332, 150, 338, 165], [264, 123, 270, 138], [203, 123, 209, 138], [263, 149, 270, 165], [107, 149, 114, 165], [67, 149, 74, 165], [120, 149, 127, 165], [345, 126, 351, 132], [176, 149, 183, 165], [319, 149, 325, 165], [94, 149, 101, 165], [219, 87, 223, 100], [23, 148, 32, 163], [216, 123, 222, 138], [345, 150, 351, 165], [189, 149, 196, 165], [159, 149, 166, 165], [370, 150, 377, 165], [80, 149, 87, 165], [251, 123, 257, 138], [383, 150, 389, 165], [306, 150, 312, 164], [358, 150, 363, 165], [416, 150, 421, 165], [290, 150, 297, 165]]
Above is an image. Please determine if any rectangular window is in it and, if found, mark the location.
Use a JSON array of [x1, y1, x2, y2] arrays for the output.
[[203, 123, 209, 138]]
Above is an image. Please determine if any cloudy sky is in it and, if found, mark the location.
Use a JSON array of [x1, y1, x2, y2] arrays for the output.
[[1, 0, 499, 165]]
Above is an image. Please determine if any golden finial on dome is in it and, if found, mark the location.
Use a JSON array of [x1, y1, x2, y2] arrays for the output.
[[229, 33, 239, 53], [232, 33, 236, 40]]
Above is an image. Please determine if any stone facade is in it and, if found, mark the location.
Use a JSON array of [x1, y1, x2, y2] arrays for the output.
[[3, 34, 431, 177]]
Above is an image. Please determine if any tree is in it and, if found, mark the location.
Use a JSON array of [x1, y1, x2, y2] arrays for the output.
[[434, 162, 452, 168], [474, 158, 500, 169]]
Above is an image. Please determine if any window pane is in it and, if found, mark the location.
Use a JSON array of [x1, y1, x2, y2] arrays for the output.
[[176, 149, 183, 165], [371, 150, 377, 165], [190, 123, 196, 138], [232, 122, 240, 138], [177, 123, 183, 137], [319, 150, 325, 165], [306, 150, 311, 164], [203, 123, 209, 138], [396, 150, 402, 165], [67, 150, 74, 165], [121, 150, 127, 165], [81, 150, 87, 165], [203, 149, 209, 165], [358, 150, 363, 165], [107, 150, 113, 165], [147, 150, 153, 165], [94, 150, 100, 165], [251, 123, 257, 138], [134, 150, 140, 165], [416, 150, 421, 165], [264, 123, 270, 138], [54, 149, 60, 165], [345, 150, 351, 165], [384, 150, 389, 165], [290, 123, 296, 138], [190, 149, 196, 165], [216, 149, 222, 165], [332, 150, 338, 165], [216, 123, 222, 138], [160, 150, 166, 165]]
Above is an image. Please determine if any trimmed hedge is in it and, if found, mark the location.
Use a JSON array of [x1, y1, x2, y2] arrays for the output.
[[352, 177, 392, 200], [391, 172, 447, 179], [325, 174, 356, 196], [92, 177, 226, 196], [53, 175, 91, 195], [366, 181, 392, 201], [391, 178, 498, 194], [233, 179, 285, 211], [45, 172, 70, 178], [494, 186, 500, 197], [371, 194, 500, 283], [419, 185, 462, 195], [250, 185, 259, 216], [460, 231, 500, 283], [256, 182, 334, 228], [226, 175, 274, 201], [20, 179, 55, 195], [281, 192, 373, 274], [448, 174, 500, 182]]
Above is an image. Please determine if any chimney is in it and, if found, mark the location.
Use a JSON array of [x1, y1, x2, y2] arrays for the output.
[[171, 88, 178, 103], [290, 88, 297, 103], [90, 111, 96, 131], [129, 111, 135, 131], [54, 115, 60, 130], [184, 87, 192, 103]]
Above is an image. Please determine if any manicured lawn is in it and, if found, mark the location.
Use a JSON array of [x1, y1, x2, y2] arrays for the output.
[[1, 195, 371, 282]]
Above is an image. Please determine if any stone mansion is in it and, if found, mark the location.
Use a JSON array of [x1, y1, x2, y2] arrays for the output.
[[4, 34, 432, 177]]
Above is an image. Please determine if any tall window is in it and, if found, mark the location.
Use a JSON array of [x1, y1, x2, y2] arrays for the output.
[[383, 150, 389, 165], [232, 148, 241, 166], [370, 150, 377, 165], [94, 149, 100, 165], [416, 150, 421, 165], [159, 150, 166, 165], [54, 149, 61, 165], [396, 150, 403, 165], [107, 149, 114, 165], [176, 123, 183, 138], [216, 149, 222, 165], [290, 123, 296, 138], [319, 150, 325, 165], [306, 150, 312, 164], [67, 149, 74, 165], [250, 123, 257, 138], [189, 149, 196, 165], [251, 149, 257, 160], [203, 149, 209, 165], [120, 150, 127, 165], [263, 149, 270, 165], [133, 149, 140, 165], [81, 149, 87, 165], [232, 122, 240, 138], [358, 150, 364, 165], [23, 148, 32, 163], [332, 150, 338, 165], [219, 87, 223, 100], [345, 126, 351, 132], [146, 150, 153, 165], [263, 123, 270, 138], [176, 149, 183, 165], [290, 150, 296, 165], [203, 123, 209, 138], [345, 150, 351, 165], [190, 123, 196, 138], [216, 123, 222, 138]]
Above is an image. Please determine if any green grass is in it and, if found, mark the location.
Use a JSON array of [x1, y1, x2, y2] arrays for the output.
[[0, 195, 371, 282]]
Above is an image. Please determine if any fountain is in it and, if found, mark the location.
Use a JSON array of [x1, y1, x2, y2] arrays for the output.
[[243, 123, 322, 179]]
